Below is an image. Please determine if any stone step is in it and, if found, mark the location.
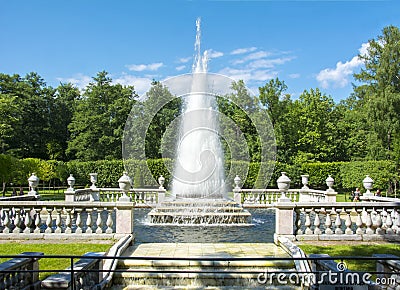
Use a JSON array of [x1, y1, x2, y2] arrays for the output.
[[111, 269, 298, 287], [117, 259, 294, 268]]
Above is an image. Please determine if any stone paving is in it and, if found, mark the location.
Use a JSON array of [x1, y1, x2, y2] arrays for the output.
[[123, 242, 289, 258]]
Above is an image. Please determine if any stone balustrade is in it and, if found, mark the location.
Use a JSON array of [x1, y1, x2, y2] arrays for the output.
[[0, 252, 43, 289], [275, 202, 400, 242], [66, 188, 165, 206], [234, 188, 336, 206], [0, 201, 134, 238]]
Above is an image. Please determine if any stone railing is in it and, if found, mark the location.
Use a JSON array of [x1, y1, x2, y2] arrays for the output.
[[274, 202, 400, 242], [360, 195, 400, 202], [0, 252, 43, 289], [234, 188, 336, 207], [66, 188, 165, 206], [0, 201, 134, 238]]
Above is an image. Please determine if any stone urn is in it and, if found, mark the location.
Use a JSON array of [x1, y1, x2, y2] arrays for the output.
[[28, 173, 40, 195], [67, 174, 75, 192], [277, 172, 291, 191], [118, 172, 132, 201], [326, 175, 334, 190], [158, 175, 165, 189], [234, 175, 241, 189], [301, 175, 309, 189], [363, 175, 374, 196], [89, 173, 98, 189]]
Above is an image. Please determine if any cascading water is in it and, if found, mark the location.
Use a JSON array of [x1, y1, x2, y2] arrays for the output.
[[171, 18, 227, 200]]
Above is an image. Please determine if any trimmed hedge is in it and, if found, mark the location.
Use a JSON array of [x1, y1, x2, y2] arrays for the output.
[[1, 154, 398, 192]]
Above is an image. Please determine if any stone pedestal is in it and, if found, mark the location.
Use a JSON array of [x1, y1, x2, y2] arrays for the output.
[[116, 203, 134, 234], [275, 204, 294, 236], [64, 190, 75, 202]]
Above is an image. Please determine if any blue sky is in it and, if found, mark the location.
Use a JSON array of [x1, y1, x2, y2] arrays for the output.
[[1, 0, 399, 101]]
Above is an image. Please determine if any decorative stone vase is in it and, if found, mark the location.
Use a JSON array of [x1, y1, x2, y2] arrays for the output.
[[363, 175, 374, 196], [326, 175, 334, 190], [89, 173, 98, 189], [28, 173, 39, 195], [301, 175, 309, 189], [158, 175, 165, 189], [234, 175, 241, 189], [277, 172, 291, 191], [118, 172, 132, 201], [118, 172, 132, 191], [67, 174, 75, 192]]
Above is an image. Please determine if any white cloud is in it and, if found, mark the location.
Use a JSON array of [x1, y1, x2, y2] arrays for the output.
[[218, 67, 276, 83], [206, 49, 224, 58], [230, 47, 257, 55], [113, 74, 153, 96], [233, 51, 271, 65], [176, 65, 186, 71], [289, 73, 300, 79], [56, 73, 91, 90], [126, 62, 163, 72], [316, 43, 368, 89], [178, 57, 191, 63], [248, 57, 293, 69]]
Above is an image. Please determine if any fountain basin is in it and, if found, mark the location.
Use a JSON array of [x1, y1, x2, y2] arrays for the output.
[[148, 199, 252, 225]]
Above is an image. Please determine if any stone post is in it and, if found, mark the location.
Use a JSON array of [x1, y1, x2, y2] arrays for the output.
[[274, 203, 295, 243], [157, 175, 166, 204], [115, 203, 134, 234], [299, 175, 310, 202], [233, 175, 242, 204]]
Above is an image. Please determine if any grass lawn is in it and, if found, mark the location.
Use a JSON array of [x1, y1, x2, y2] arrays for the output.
[[298, 242, 400, 274], [0, 241, 113, 279]]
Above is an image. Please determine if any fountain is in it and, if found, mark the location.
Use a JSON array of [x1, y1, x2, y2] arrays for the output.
[[147, 18, 251, 225]]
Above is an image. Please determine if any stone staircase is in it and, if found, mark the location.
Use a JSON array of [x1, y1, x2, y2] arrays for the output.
[[109, 243, 301, 289]]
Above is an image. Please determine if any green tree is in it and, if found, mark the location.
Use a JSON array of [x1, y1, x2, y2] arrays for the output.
[[67, 71, 137, 160], [354, 25, 400, 160], [0, 72, 56, 159], [286, 88, 338, 163], [258, 78, 292, 163]]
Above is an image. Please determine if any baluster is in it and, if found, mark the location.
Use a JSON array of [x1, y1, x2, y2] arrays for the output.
[[54, 208, 62, 233], [355, 209, 363, 235], [23, 208, 31, 234], [45, 208, 53, 233], [365, 211, 374, 235], [305, 209, 312, 235], [345, 211, 353, 235], [96, 209, 103, 234], [325, 208, 333, 235], [86, 209, 93, 234], [295, 209, 303, 235], [3, 210, 10, 233], [380, 208, 388, 232], [33, 208, 41, 234], [314, 209, 321, 235], [393, 209, 400, 234], [106, 209, 113, 234], [75, 209, 82, 234], [13, 208, 21, 233], [334, 208, 343, 235], [375, 209, 384, 235], [65, 208, 72, 234], [385, 209, 394, 235]]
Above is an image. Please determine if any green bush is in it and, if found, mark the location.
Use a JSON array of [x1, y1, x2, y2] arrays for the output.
[[340, 160, 398, 191]]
